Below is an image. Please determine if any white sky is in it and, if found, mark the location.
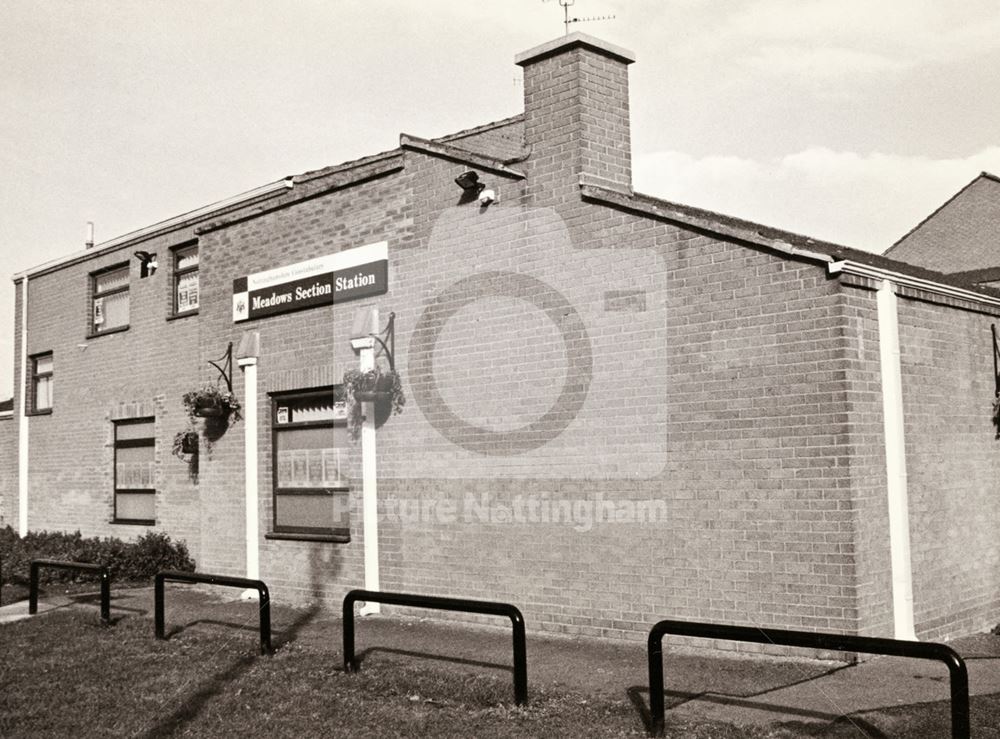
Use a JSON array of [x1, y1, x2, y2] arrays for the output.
[[2, 0, 999, 396]]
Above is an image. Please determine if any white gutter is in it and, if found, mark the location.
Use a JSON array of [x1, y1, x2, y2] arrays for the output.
[[828, 260, 1000, 308], [12, 178, 294, 281], [876, 280, 916, 640], [18, 276, 29, 535]]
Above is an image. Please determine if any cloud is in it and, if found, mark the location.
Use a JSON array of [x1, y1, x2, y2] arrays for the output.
[[634, 146, 1000, 252], [669, 0, 1000, 82]]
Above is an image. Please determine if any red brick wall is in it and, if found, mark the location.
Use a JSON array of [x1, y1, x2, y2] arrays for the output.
[[194, 162, 414, 594], [838, 287, 894, 638], [11, 230, 203, 554], [897, 298, 1000, 640]]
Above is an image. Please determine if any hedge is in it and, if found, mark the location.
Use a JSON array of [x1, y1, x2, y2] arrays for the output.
[[0, 526, 196, 585]]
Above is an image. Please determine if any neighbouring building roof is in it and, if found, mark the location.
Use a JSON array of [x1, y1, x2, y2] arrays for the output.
[[885, 172, 1000, 277], [0, 398, 13, 414]]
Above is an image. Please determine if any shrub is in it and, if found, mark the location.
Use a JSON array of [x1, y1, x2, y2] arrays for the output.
[[0, 526, 195, 586]]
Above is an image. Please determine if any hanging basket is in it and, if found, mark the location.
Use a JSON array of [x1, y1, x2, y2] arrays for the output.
[[193, 398, 226, 418], [354, 373, 396, 403], [172, 430, 200, 458], [343, 367, 406, 439], [182, 385, 241, 422], [180, 432, 199, 454]]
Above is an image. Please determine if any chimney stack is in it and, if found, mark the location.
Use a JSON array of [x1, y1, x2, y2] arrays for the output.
[[516, 33, 635, 194]]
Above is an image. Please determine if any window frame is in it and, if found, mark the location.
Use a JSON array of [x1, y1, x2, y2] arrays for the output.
[[269, 387, 350, 542], [171, 241, 200, 317], [112, 417, 156, 526], [29, 351, 53, 415], [89, 262, 131, 337]]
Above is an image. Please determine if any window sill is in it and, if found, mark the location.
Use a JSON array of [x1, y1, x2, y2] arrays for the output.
[[26, 409, 52, 417], [266, 531, 351, 544], [111, 519, 155, 526], [87, 325, 130, 340], [167, 310, 199, 322]]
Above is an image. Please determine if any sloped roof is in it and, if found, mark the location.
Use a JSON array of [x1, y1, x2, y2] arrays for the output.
[[580, 181, 1000, 300], [884, 172, 1000, 275]]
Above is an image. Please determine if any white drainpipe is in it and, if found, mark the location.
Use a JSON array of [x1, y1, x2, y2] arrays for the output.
[[17, 277, 29, 535], [239, 356, 260, 594], [351, 308, 381, 616], [877, 279, 916, 640]]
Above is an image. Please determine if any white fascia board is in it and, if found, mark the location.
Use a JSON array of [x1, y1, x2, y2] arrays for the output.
[[828, 260, 1000, 308]]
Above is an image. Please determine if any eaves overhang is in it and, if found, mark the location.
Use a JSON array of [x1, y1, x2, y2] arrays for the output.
[[197, 154, 404, 235], [580, 180, 834, 266]]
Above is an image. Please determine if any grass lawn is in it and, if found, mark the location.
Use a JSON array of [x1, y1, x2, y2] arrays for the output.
[[0, 607, 784, 738], [2, 598, 998, 737]]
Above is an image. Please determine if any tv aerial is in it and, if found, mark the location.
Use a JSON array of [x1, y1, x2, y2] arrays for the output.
[[544, 0, 615, 35]]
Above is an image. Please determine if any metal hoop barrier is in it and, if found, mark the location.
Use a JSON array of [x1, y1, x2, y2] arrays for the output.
[[647, 619, 971, 738], [29, 559, 112, 625], [343, 588, 528, 705], [154, 571, 272, 655]]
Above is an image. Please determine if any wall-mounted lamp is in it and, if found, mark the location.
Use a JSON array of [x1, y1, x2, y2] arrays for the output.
[[134, 250, 158, 278]]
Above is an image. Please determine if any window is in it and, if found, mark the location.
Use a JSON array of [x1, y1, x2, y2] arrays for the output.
[[173, 243, 199, 315], [271, 388, 349, 539], [113, 418, 155, 525], [30, 352, 53, 413], [91, 264, 130, 335]]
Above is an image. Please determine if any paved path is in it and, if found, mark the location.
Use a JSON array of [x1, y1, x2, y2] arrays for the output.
[[0, 593, 76, 624]]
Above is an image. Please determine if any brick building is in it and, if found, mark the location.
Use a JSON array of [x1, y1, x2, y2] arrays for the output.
[[5, 34, 1000, 647], [886, 171, 1000, 287]]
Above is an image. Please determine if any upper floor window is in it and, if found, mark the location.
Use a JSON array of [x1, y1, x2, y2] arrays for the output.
[[173, 243, 199, 315], [30, 352, 53, 413], [92, 264, 130, 335]]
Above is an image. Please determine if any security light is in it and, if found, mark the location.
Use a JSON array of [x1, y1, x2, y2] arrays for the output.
[[454, 170, 485, 195], [134, 250, 158, 278]]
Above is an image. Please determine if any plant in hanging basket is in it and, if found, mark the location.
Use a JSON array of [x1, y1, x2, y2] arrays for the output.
[[182, 384, 242, 423], [172, 430, 200, 458], [343, 367, 405, 439]]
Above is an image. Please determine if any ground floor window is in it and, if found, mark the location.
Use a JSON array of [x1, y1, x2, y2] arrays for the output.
[[271, 387, 349, 538], [113, 418, 155, 524]]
